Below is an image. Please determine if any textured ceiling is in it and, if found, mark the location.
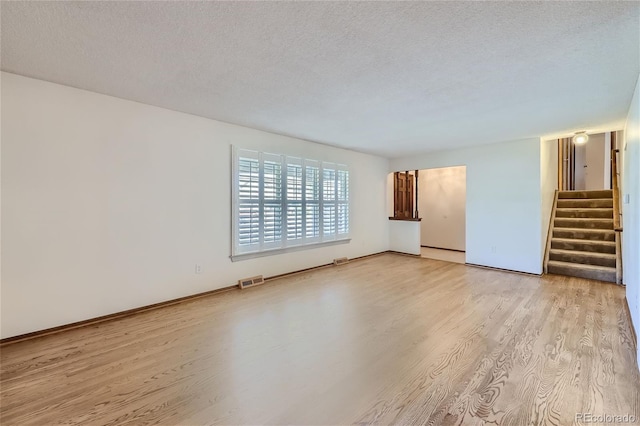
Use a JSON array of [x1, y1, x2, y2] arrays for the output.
[[2, 1, 639, 157]]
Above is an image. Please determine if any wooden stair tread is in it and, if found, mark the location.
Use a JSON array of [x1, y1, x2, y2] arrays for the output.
[[557, 207, 613, 211], [547, 259, 617, 283], [557, 190, 613, 199], [547, 260, 616, 272], [554, 207, 613, 219], [555, 217, 613, 222], [552, 228, 616, 241], [550, 237, 616, 255], [557, 198, 613, 201], [551, 236, 616, 243], [556, 198, 613, 208], [549, 248, 616, 259], [554, 217, 614, 229], [552, 227, 614, 234], [551, 237, 615, 246], [554, 207, 612, 212]]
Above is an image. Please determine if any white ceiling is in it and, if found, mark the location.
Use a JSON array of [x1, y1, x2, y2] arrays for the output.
[[2, 1, 639, 158]]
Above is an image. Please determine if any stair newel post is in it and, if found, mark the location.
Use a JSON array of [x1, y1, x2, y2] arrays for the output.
[[414, 170, 419, 219]]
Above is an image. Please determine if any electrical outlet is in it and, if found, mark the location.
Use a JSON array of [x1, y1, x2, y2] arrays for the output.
[[624, 194, 630, 204], [491, 246, 497, 254], [195, 264, 202, 274]]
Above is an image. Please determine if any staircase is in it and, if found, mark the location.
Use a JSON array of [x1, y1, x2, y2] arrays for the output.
[[545, 189, 620, 283]]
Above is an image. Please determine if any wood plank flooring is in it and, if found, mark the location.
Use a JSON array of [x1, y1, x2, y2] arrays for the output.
[[420, 247, 466, 264], [1, 253, 639, 425]]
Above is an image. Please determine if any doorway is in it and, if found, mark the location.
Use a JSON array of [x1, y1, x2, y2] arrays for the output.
[[417, 166, 466, 264], [559, 132, 619, 191]]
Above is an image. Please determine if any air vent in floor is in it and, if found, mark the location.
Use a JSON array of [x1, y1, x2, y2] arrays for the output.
[[238, 275, 265, 289]]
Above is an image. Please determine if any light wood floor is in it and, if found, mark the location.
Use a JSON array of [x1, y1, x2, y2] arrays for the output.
[[420, 246, 466, 264], [1, 254, 639, 425]]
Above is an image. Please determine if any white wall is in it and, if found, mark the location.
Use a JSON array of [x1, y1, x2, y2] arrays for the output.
[[621, 73, 640, 369], [418, 166, 466, 251], [389, 221, 421, 255], [0, 72, 390, 339], [0, 72, 3, 334], [540, 139, 558, 260], [390, 138, 543, 274], [387, 173, 394, 217]]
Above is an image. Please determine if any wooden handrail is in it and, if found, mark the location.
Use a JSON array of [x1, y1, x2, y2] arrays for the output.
[[611, 141, 623, 284], [543, 190, 559, 274], [612, 148, 622, 232]]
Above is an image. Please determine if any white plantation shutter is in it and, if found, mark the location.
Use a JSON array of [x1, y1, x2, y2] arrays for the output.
[[286, 159, 303, 242], [236, 152, 260, 251], [232, 147, 349, 258], [336, 167, 349, 236], [262, 154, 283, 248], [305, 160, 321, 240], [322, 164, 337, 240]]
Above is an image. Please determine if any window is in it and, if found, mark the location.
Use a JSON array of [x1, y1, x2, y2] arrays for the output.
[[232, 147, 350, 259]]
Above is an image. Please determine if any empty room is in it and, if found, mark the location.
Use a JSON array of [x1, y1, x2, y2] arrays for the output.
[[1, 2, 640, 425]]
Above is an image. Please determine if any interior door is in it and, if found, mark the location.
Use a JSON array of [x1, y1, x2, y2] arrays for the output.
[[584, 133, 607, 190], [559, 133, 610, 191], [574, 143, 587, 190]]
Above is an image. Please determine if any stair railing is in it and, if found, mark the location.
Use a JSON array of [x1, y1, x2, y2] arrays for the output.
[[543, 190, 559, 274], [611, 147, 623, 284]]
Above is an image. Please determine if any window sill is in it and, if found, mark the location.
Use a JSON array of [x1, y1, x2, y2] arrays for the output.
[[230, 238, 351, 262]]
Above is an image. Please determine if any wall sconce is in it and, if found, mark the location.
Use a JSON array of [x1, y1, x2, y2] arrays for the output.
[[572, 131, 589, 144]]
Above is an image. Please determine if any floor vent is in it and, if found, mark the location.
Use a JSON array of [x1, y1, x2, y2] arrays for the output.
[[333, 257, 349, 266], [238, 275, 265, 289]]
